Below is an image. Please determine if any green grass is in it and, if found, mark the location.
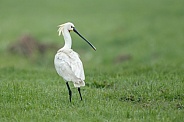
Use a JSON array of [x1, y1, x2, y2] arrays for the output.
[[0, 0, 184, 121]]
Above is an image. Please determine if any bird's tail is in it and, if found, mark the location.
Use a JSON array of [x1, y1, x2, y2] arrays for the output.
[[73, 80, 85, 87]]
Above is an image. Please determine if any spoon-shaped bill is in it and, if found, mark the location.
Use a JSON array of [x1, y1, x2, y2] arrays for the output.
[[73, 28, 96, 51]]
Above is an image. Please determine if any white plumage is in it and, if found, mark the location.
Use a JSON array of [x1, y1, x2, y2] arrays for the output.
[[54, 22, 96, 102], [54, 48, 85, 87]]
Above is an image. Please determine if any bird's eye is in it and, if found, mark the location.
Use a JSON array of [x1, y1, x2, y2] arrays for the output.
[[71, 26, 73, 28]]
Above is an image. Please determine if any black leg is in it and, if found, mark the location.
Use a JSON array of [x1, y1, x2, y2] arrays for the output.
[[78, 87, 83, 101], [66, 82, 72, 102]]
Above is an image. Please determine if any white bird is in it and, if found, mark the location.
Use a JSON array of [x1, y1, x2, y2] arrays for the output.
[[54, 22, 96, 102]]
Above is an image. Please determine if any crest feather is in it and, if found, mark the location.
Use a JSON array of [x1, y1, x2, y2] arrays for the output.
[[57, 24, 65, 36]]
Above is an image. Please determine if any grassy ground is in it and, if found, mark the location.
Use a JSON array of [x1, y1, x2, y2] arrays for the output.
[[0, 0, 184, 121]]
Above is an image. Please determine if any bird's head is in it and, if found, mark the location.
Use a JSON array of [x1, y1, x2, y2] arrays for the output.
[[58, 22, 75, 36], [58, 22, 96, 51]]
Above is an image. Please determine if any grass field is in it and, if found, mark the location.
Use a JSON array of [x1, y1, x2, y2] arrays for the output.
[[0, 0, 184, 121]]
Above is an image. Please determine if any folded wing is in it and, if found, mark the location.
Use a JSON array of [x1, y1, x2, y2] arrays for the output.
[[54, 49, 85, 87]]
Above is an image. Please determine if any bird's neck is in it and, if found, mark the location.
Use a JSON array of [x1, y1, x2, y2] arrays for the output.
[[62, 28, 72, 49]]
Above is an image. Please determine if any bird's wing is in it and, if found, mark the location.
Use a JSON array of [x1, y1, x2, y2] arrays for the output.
[[69, 51, 85, 80], [54, 50, 85, 81]]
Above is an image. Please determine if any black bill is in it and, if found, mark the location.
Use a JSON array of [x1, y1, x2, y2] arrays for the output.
[[73, 27, 96, 51]]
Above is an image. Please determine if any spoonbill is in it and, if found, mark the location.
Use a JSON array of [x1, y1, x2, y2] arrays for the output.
[[54, 22, 96, 102]]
